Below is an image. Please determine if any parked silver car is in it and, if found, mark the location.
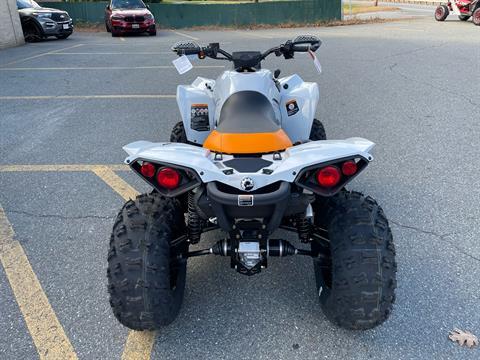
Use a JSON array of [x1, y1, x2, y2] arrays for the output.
[[17, 0, 73, 42]]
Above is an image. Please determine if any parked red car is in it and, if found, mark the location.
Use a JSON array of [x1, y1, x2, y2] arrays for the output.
[[105, 0, 156, 37]]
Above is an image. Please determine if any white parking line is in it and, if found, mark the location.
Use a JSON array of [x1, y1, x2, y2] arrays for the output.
[[1, 44, 85, 67], [0, 95, 176, 100], [47, 52, 173, 55], [0, 65, 224, 71], [170, 30, 199, 40], [236, 31, 274, 39]]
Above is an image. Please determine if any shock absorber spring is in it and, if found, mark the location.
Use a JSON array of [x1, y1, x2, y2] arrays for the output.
[[187, 191, 201, 244], [296, 215, 311, 243]]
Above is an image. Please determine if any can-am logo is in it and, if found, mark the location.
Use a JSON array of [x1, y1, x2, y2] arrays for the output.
[[240, 177, 254, 191]]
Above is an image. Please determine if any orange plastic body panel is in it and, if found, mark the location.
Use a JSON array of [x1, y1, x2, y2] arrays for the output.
[[203, 129, 293, 154]]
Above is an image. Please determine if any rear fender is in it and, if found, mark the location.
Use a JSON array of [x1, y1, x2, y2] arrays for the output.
[[124, 138, 375, 193]]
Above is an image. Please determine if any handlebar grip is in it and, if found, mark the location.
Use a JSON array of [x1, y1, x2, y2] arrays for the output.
[[291, 44, 311, 52]]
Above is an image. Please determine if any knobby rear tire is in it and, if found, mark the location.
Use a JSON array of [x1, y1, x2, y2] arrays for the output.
[[309, 118, 327, 141], [108, 193, 187, 330], [312, 191, 397, 330], [170, 121, 188, 143]]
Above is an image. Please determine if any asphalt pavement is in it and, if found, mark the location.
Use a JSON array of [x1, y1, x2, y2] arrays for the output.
[[1, 16, 479, 360]]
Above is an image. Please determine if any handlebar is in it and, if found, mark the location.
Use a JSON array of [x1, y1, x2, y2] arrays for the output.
[[171, 35, 322, 68]]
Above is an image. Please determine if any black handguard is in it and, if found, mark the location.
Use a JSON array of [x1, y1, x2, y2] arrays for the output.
[[172, 41, 201, 56], [292, 35, 322, 52]]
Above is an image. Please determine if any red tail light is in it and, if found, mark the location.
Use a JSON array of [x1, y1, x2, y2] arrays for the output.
[[140, 162, 156, 178], [157, 167, 180, 189], [341, 160, 358, 176], [316, 166, 341, 188]]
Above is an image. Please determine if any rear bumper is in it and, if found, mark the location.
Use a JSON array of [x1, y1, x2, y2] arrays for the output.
[[207, 181, 290, 207], [198, 182, 313, 232]]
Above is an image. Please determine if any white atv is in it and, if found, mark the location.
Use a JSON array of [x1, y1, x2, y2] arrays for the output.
[[108, 36, 397, 331]]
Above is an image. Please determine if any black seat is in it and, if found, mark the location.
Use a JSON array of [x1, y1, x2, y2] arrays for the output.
[[217, 91, 280, 134]]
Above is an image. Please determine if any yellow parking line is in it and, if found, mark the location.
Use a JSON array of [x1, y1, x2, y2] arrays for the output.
[[92, 166, 139, 200], [1, 44, 84, 67], [0, 204, 78, 359], [0, 95, 176, 101], [0, 65, 223, 71], [91, 166, 156, 360], [0, 163, 155, 358], [121, 331, 156, 360], [0, 164, 129, 172]]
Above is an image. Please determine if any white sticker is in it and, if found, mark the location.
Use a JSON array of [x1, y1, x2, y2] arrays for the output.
[[172, 55, 193, 75], [308, 49, 322, 74]]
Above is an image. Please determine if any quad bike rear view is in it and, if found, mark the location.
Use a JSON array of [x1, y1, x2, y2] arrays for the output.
[[435, 0, 480, 25], [107, 36, 397, 331]]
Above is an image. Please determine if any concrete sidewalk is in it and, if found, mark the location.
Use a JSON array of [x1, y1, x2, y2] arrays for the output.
[[351, 0, 441, 4], [343, 1, 436, 20]]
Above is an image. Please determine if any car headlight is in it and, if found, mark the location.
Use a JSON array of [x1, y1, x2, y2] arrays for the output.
[[145, 14, 154, 20], [33, 12, 52, 18], [111, 15, 124, 21]]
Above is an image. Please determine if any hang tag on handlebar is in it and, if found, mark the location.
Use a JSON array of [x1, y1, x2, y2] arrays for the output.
[[308, 49, 322, 74], [172, 55, 193, 75]]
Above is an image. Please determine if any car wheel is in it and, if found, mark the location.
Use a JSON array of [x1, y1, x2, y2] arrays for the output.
[[435, 5, 449, 21], [473, 8, 480, 26], [106, 22, 111, 32], [149, 31, 157, 36], [23, 21, 42, 42]]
